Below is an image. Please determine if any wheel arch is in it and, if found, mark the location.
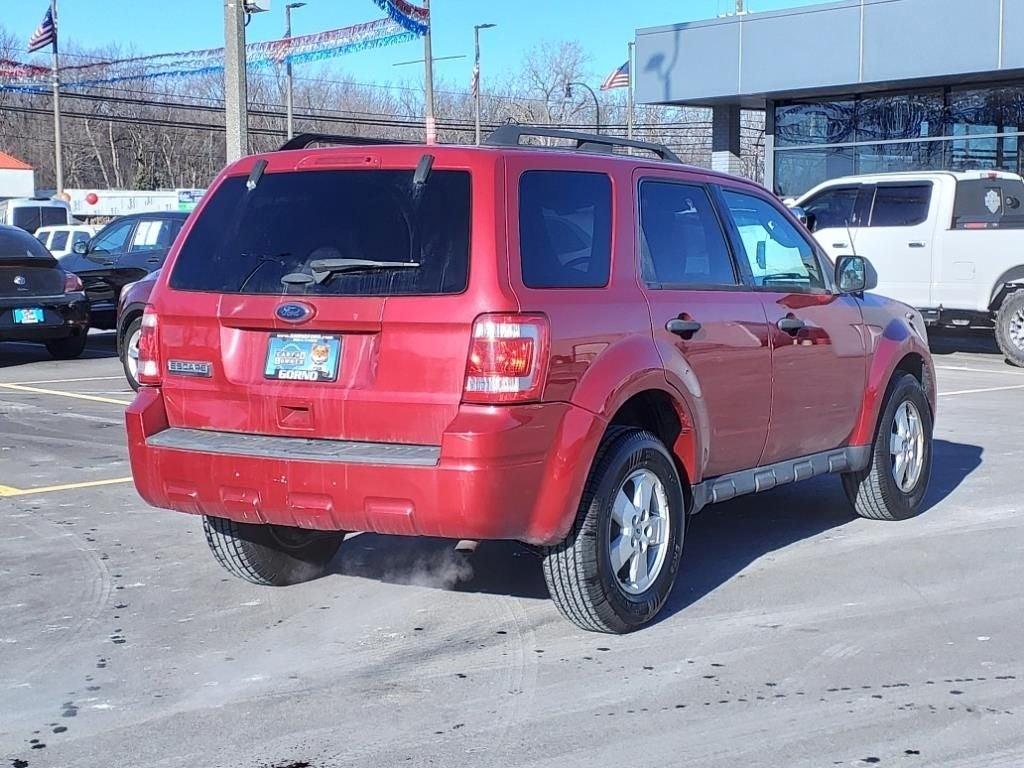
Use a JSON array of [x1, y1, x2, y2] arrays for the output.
[[116, 303, 146, 355], [989, 266, 1024, 311]]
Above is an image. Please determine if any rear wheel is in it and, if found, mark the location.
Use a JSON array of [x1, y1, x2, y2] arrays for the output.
[[995, 290, 1024, 368], [121, 316, 143, 391], [542, 428, 686, 634], [203, 516, 345, 586], [46, 330, 88, 360], [842, 373, 933, 521]]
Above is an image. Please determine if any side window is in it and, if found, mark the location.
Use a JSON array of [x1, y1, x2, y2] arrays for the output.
[[50, 230, 69, 251], [72, 231, 91, 247], [639, 181, 737, 287], [721, 188, 826, 291], [519, 171, 611, 289], [91, 220, 134, 254], [869, 184, 931, 227], [801, 186, 860, 232], [35, 231, 51, 246], [129, 219, 174, 252]]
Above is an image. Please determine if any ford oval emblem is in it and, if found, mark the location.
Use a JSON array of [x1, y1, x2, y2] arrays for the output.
[[276, 302, 314, 323]]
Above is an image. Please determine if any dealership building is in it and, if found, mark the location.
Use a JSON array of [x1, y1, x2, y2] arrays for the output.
[[636, 0, 1024, 196]]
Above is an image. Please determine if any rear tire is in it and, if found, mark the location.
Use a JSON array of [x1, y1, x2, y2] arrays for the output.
[[842, 373, 933, 521], [120, 316, 143, 391], [46, 330, 88, 360], [542, 428, 686, 634], [995, 290, 1024, 368], [202, 516, 345, 586]]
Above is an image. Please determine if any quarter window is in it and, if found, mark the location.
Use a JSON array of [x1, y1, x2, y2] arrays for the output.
[[639, 181, 737, 287], [721, 189, 826, 291], [519, 171, 612, 289], [868, 184, 931, 227]]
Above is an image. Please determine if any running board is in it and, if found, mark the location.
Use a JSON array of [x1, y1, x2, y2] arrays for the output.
[[690, 446, 871, 514]]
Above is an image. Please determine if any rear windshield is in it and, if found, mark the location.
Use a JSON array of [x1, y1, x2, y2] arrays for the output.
[[170, 169, 471, 295], [12, 206, 68, 234], [0, 228, 55, 261], [952, 178, 1024, 229]]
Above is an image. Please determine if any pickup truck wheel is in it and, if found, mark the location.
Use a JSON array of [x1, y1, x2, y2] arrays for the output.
[[202, 516, 345, 586], [542, 428, 685, 634], [842, 374, 932, 521], [995, 290, 1024, 367]]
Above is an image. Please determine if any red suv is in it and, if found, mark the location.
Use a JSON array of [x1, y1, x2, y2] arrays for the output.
[[126, 128, 936, 633]]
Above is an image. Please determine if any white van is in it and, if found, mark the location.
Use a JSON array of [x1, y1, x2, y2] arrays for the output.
[[0, 197, 72, 234], [35, 224, 101, 259]]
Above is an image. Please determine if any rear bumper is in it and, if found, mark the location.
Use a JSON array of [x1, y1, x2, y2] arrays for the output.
[[0, 295, 89, 342], [126, 388, 606, 545]]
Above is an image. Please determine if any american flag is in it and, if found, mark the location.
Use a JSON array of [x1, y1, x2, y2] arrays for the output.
[[28, 5, 58, 54], [600, 60, 630, 91]]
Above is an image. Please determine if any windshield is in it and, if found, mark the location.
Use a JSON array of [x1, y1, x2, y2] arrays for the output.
[[169, 169, 471, 296]]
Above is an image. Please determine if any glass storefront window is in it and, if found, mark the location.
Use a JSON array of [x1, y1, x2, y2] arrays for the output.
[[856, 91, 944, 142], [775, 147, 855, 197], [775, 100, 855, 147], [855, 140, 946, 176]]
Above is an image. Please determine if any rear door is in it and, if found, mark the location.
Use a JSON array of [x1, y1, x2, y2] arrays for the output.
[[114, 216, 184, 291], [853, 181, 937, 307], [71, 218, 137, 314], [717, 186, 866, 463], [637, 172, 772, 477], [160, 158, 481, 447]]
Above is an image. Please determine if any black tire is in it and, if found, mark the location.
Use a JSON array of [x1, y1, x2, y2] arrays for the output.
[[542, 428, 686, 634], [995, 290, 1024, 368], [120, 315, 143, 391], [202, 516, 345, 586], [45, 330, 88, 360], [842, 373, 933, 521]]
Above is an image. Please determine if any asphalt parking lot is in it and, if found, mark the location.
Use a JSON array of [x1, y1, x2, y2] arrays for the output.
[[1, 330, 1022, 768]]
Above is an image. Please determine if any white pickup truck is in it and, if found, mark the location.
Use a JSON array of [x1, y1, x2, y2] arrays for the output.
[[793, 170, 1024, 366]]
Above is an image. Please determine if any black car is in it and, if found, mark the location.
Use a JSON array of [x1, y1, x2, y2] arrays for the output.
[[0, 224, 90, 359], [62, 211, 188, 329]]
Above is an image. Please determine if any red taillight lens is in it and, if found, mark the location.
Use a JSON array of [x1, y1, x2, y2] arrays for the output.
[[463, 313, 549, 403], [137, 306, 161, 386], [63, 271, 83, 293]]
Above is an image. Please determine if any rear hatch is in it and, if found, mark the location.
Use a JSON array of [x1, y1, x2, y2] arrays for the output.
[[0, 228, 63, 298], [158, 158, 478, 446]]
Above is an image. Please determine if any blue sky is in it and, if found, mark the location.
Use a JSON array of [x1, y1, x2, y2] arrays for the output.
[[5, 0, 824, 91]]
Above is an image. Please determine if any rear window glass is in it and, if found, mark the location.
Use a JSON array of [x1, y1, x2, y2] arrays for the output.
[[0, 228, 55, 260], [868, 184, 931, 227], [50, 230, 69, 251], [519, 171, 611, 288], [952, 179, 1024, 229], [170, 169, 470, 296]]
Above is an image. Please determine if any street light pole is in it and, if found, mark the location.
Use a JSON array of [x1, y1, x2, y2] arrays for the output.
[[422, 0, 436, 144], [566, 81, 601, 134], [473, 23, 496, 146], [285, 2, 307, 141], [224, 0, 249, 162]]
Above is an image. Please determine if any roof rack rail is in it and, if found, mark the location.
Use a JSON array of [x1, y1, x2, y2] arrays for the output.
[[483, 125, 682, 164], [278, 133, 413, 152]]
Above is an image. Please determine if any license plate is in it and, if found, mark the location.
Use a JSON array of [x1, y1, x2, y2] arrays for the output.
[[13, 308, 44, 324], [264, 334, 341, 382]]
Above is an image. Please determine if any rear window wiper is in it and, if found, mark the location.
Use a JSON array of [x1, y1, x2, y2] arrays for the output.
[[281, 258, 420, 286]]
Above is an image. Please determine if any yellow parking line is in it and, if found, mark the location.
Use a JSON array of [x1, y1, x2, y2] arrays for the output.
[[0, 382, 131, 406], [0, 477, 135, 498]]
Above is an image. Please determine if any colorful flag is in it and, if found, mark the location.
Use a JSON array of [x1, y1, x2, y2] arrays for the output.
[[470, 62, 480, 98], [28, 5, 58, 54], [600, 60, 630, 91]]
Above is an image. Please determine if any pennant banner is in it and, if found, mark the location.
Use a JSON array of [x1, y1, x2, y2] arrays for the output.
[[1, 11, 427, 92]]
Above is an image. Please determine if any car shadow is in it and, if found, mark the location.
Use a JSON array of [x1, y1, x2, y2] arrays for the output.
[[0, 330, 118, 369], [331, 440, 983, 618], [927, 328, 1001, 357]]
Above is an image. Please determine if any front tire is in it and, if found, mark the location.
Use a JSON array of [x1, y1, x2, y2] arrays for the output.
[[842, 373, 933, 521], [995, 290, 1024, 368], [543, 428, 686, 634], [203, 516, 345, 586], [46, 330, 88, 360]]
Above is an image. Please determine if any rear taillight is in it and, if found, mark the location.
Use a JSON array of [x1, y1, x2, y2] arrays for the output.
[[463, 313, 549, 404], [63, 271, 83, 293], [137, 306, 161, 387]]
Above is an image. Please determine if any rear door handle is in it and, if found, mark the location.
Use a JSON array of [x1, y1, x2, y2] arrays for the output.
[[666, 318, 702, 338], [909, 241, 927, 248], [777, 317, 806, 334]]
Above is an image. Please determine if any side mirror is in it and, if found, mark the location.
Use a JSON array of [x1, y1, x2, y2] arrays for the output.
[[836, 255, 878, 294], [72, 240, 88, 256], [790, 206, 809, 228]]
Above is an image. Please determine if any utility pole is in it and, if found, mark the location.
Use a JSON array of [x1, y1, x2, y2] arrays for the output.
[[422, 0, 436, 144], [224, 0, 249, 162], [285, 2, 307, 140], [626, 41, 635, 141], [51, 0, 63, 195], [473, 23, 496, 146]]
